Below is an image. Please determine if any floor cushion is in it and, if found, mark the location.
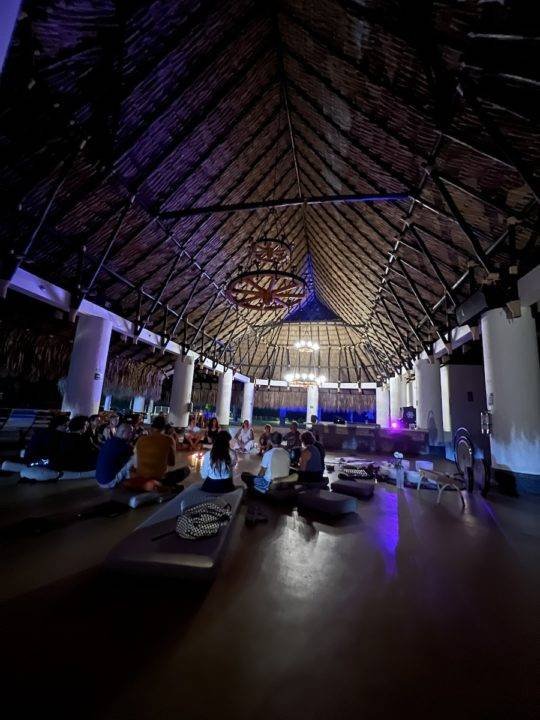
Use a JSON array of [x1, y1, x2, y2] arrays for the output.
[[110, 487, 164, 509], [297, 489, 358, 516], [330, 479, 375, 499], [106, 482, 244, 580]]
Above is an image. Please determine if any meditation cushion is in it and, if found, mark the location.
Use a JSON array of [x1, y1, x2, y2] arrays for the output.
[[297, 489, 357, 516], [330, 479, 375, 499], [106, 482, 243, 579], [110, 487, 164, 509]]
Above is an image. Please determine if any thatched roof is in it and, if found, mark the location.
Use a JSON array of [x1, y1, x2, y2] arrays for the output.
[[1, 0, 538, 383]]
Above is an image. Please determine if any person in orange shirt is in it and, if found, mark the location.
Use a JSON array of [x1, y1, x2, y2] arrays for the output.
[[127, 416, 189, 492]]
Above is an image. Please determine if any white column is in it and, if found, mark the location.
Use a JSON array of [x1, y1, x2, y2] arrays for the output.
[[169, 356, 195, 427], [405, 371, 414, 407], [62, 315, 112, 417], [147, 398, 154, 416], [306, 384, 319, 424], [415, 358, 443, 446], [103, 395, 112, 411], [481, 305, 540, 478], [241, 381, 255, 424], [389, 374, 405, 420], [132, 396, 145, 413], [216, 368, 234, 426], [376, 383, 390, 428]]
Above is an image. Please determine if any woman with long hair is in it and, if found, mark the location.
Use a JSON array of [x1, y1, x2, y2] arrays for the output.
[[200, 430, 236, 492], [206, 416, 220, 444]]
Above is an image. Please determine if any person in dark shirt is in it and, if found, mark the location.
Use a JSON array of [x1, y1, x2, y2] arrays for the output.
[[206, 416, 220, 444], [284, 422, 302, 466], [297, 431, 324, 484], [96, 423, 135, 488], [25, 415, 66, 464], [50, 415, 99, 472]]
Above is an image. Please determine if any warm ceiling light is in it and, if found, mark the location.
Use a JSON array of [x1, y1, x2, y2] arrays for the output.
[[284, 372, 326, 387], [294, 340, 320, 352]]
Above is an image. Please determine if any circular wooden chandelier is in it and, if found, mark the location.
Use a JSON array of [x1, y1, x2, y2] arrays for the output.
[[284, 371, 326, 387], [252, 237, 291, 268], [226, 269, 307, 310]]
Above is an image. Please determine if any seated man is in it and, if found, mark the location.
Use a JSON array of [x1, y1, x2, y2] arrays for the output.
[[297, 431, 324, 484], [284, 421, 302, 465], [130, 415, 189, 491], [50, 415, 99, 472], [95, 423, 135, 489], [258, 424, 272, 455], [241, 431, 295, 494]]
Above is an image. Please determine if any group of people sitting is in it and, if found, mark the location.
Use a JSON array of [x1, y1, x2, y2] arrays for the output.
[[23, 408, 326, 500], [24, 411, 144, 472], [198, 423, 326, 496]]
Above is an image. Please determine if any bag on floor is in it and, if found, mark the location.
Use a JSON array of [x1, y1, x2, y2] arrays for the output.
[[176, 501, 232, 540]]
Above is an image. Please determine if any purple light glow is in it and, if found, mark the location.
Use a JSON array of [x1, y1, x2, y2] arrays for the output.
[[391, 421, 398, 429]]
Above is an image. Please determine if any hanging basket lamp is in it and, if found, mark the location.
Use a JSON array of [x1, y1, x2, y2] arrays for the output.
[[294, 339, 320, 352], [251, 237, 292, 268], [225, 269, 307, 311]]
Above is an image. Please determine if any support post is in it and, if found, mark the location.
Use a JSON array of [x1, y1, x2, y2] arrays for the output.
[[241, 381, 255, 425], [132, 396, 145, 413], [62, 315, 112, 417], [414, 358, 444, 447], [169, 356, 195, 428], [376, 383, 391, 428], [481, 305, 540, 493], [306, 384, 319, 425], [216, 368, 234, 427]]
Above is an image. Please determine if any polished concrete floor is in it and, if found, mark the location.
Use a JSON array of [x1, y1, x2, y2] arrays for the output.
[[0, 449, 539, 719]]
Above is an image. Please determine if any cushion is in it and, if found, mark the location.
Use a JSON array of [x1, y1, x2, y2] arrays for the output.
[[106, 482, 244, 580], [297, 489, 358, 516], [19, 466, 60, 482], [330, 479, 375, 499], [110, 488, 163, 509]]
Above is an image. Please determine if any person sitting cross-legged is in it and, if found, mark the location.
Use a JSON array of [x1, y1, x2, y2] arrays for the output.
[[232, 419, 255, 453], [200, 430, 237, 493], [297, 431, 324, 485], [95, 423, 135, 489], [284, 421, 302, 466], [258, 424, 272, 455], [241, 431, 297, 495], [126, 416, 190, 492]]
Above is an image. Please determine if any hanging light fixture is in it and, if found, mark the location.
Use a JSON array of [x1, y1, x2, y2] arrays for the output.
[[284, 371, 326, 387], [294, 339, 320, 352]]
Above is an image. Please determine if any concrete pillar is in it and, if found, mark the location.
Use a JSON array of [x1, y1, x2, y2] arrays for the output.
[[481, 305, 540, 488], [216, 368, 234, 426], [376, 383, 390, 428], [389, 374, 405, 420], [1, 0, 22, 73], [241, 381, 255, 424], [147, 398, 154, 416], [169, 356, 195, 427], [103, 395, 112, 411], [132, 396, 145, 413], [440, 364, 486, 462], [414, 358, 443, 446], [405, 371, 414, 407], [306, 384, 319, 425], [62, 315, 112, 417]]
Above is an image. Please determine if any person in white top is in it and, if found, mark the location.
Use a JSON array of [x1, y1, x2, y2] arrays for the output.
[[183, 415, 203, 451], [200, 430, 237, 493], [241, 431, 296, 493], [232, 419, 255, 453]]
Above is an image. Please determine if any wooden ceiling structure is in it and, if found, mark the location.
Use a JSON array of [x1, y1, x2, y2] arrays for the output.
[[1, 0, 538, 384]]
